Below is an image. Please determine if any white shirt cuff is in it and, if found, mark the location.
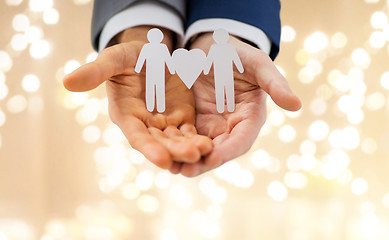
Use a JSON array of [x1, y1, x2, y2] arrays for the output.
[[185, 18, 272, 55], [98, 1, 185, 52]]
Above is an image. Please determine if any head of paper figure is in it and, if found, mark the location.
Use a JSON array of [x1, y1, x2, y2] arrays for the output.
[[147, 28, 163, 43], [213, 28, 229, 44], [135, 28, 243, 114]]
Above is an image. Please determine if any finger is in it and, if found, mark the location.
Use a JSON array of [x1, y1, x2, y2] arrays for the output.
[[63, 43, 140, 92], [180, 117, 262, 177], [180, 124, 213, 156], [245, 49, 302, 111], [149, 127, 201, 163], [117, 116, 172, 170], [164, 126, 183, 138], [169, 162, 183, 174]]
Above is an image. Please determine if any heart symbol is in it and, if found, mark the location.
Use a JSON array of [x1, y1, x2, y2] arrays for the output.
[[172, 49, 206, 89]]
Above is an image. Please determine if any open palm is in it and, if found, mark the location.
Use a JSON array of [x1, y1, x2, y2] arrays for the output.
[[177, 33, 302, 177], [63, 40, 213, 172]]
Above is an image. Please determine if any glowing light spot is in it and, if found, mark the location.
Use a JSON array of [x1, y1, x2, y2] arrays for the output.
[[299, 140, 317, 155], [86, 52, 98, 63], [7, 95, 27, 113], [22, 74, 40, 92], [209, 186, 227, 204], [278, 125, 296, 143], [103, 125, 126, 145], [369, 31, 386, 48], [281, 25, 296, 42], [331, 32, 348, 48], [200, 220, 219, 239], [322, 149, 350, 180], [267, 181, 288, 202], [82, 125, 100, 143], [365, 92, 386, 110], [364, 0, 378, 3], [298, 154, 316, 171], [343, 126, 360, 150], [137, 195, 159, 213], [0, 51, 13, 72], [310, 98, 327, 116], [308, 120, 329, 141], [371, 11, 388, 29], [347, 108, 364, 125], [268, 109, 285, 126], [0, 84, 9, 100], [351, 178, 368, 195], [251, 149, 270, 168], [361, 138, 378, 154], [382, 193, 389, 209], [6, 0, 23, 6], [337, 169, 353, 185], [284, 172, 308, 189], [122, 183, 140, 200], [155, 172, 170, 189], [29, 0, 53, 12], [0, 110, 5, 127], [169, 184, 193, 208], [30, 40, 50, 59], [286, 154, 300, 171], [136, 170, 154, 191], [298, 67, 315, 84], [351, 48, 370, 69], [296, 49, 311, 65], [43, 8, 59, 24], [25, 26, 43, 43], [11, 33, 28, 51], [64, 60, 81, 74], [12, 14, 30, 32], [129, 149, 146, 165], [380, 72, 389, 89], [304, 32, 329, 53], [0, 71, 4, 85]]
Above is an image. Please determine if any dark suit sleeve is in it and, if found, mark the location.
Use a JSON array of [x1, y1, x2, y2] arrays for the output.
[[91, 0, 186, 51], [186, 0, 281, 60]]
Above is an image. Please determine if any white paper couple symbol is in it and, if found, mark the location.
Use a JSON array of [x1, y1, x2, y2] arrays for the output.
[[135, 28, 244, 113]]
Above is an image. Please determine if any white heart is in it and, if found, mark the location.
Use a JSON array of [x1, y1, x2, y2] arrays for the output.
[[172, 49, 206, 89]]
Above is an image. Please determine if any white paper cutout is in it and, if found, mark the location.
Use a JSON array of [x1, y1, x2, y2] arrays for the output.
[[135, 28, 175, 113], [204, 29, 244, 113], [172, 49, 206, 89], [135, 28, 244, 113]]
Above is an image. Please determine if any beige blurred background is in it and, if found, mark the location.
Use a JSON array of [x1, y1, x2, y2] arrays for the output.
[[1, 0, 389, 239]]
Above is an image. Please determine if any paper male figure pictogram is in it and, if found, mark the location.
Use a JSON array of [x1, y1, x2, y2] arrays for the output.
[[204, 29, 244, 113], [135, 28, 244, 113], [135, 28, 175, 113]]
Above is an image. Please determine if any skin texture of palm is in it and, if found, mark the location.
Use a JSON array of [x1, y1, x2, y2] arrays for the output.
[[63, 27, 213, 173], [172, 33, 302, 177]]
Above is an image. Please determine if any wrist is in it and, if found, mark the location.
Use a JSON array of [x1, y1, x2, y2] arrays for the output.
[[113, 26, 175, 51]]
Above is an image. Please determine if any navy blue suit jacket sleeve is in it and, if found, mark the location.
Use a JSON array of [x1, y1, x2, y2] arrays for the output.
[[91, 0, 186, 50], [187, 0, 281, 60]]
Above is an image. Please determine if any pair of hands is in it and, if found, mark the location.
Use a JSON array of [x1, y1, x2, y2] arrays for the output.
[[63, 26, 301, 177]]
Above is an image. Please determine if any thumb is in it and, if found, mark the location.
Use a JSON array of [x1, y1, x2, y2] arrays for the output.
[[63, 43, 140, 92], [247, 50, 302, 111]]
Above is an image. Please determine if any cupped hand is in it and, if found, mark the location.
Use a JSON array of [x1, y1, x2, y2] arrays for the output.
[[176, 33, 302, 177], [63, 27, 213, 173]]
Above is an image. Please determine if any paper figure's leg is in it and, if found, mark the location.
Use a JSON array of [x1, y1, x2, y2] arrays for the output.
[[215, 80, 225, 113], [146, 81, 155, 112], [156, 77, 165, 113], [226, 83, 235, 112]]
